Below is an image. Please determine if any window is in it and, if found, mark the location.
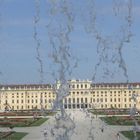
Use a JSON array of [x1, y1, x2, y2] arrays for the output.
[[49, 99, 51, 103], [81, 84, 83, 88], [12, 100, 14, 103], [85, 98, 87, 103], [77, 98, 79, 103], [44, 99, 46, 103], [65, 98, 67, 104], [90, 98, 92, 103], [100, 98, 103, 102], [72, 85, 75, 89], [85, 84, 87, 88], [73, 98, 75, 103], [69, 98, 71, 104], [77, 84, 79, 89]]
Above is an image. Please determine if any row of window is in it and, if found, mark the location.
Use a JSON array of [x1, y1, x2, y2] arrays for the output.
[[91, 98, 131, 103], [69, 91, 89, 95], [92, 90, 136, 94], [69, 84, 88, 89], [63, 104, 132, 109], [64, 98, 88, 104], [11, 99, 53, 104], [10, 105, 49, 110], [4, 92, 54, 96], [64, 97, 132, 104]]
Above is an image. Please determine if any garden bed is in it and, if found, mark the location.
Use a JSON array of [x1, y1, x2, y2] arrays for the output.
[[0, 132, 27, 140], [121, 131, 140, 140], [0, 118, 48, 127], [100, 116, 140, 125]]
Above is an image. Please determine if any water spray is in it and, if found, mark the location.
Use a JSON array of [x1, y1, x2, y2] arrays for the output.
[[46, 0, 76, 139]]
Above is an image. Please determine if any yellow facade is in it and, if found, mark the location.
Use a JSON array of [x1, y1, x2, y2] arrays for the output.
[[0, 80, 140, 111]]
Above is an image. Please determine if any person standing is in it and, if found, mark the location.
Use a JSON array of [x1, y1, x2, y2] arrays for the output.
[[117, 132, 120, 140]]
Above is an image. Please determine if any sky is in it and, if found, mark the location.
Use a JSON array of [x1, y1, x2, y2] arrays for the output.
[[0, 0, 140, 84]]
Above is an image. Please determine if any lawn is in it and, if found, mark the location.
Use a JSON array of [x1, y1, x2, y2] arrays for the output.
[[0, 111, 56, 117], [0, 118, 48, 127], [121, 131, 140, 140], [30, 118, 48, 126], [100, 116, 140, 125], [90, 109, 129, 115], [0, 132, 27, 140]]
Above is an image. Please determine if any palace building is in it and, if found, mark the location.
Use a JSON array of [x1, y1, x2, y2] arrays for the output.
[[0, 79, 140, 111]]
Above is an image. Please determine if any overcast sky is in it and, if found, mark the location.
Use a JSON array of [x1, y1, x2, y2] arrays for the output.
[[0, 0, 140, 84]]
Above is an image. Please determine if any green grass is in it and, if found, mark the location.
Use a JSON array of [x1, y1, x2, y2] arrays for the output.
[[121, 131, 140, 140], [30, 118, 48, 126], [13, 118, 48, 127], [0, 118, 48, 127], [89, 109, 129, 115], [7, 132, 27, 140], [100, 116, 135, 125], [0, 132, 28, 140]]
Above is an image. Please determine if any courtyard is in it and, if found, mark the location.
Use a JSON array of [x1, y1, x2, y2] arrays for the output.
[[0, 110, 138, 140]]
